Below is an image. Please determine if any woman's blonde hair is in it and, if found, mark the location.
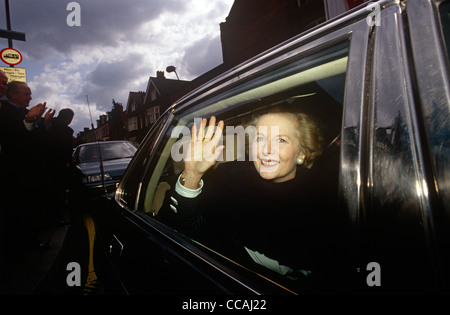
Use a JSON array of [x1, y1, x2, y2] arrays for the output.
[[249, 102, 324, 169]]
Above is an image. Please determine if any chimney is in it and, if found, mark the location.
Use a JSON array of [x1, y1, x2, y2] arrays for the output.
[[157, 71, 165, 79]]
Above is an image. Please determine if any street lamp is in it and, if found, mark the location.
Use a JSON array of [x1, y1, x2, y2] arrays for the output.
[[166, 65, 180, 80]]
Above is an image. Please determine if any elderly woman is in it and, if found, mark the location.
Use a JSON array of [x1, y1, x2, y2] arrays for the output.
[[158, 102, 342, 288]]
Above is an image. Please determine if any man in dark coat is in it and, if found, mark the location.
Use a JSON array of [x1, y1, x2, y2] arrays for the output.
[[0, 81, 51, 257], [43, 108, 75, 227]]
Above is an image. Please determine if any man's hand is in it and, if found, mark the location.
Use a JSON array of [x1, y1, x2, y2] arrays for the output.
[[44, 108, 56, 124], [26, 102, 47, 121]]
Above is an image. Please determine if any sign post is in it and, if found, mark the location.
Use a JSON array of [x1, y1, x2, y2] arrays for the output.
[[2, 0, 26, 49]]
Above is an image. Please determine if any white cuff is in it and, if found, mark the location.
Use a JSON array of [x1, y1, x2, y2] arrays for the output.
[[244, 247, 293, 276], [23, 120, 34, 131], [175, 173, 203, 198]]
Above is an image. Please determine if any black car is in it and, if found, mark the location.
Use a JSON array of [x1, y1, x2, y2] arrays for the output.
[[90, 0, 450, 295], [72, 141, 137, 197]]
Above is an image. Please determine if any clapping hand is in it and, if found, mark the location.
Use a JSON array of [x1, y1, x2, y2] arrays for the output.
[[44, 108, 56, 125], [26, 102, 47, 121]]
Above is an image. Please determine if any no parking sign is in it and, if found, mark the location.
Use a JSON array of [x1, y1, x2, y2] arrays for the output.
[[0, 48, 23, 66]]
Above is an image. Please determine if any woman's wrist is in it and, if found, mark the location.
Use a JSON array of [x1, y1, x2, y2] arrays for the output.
[[176, 173, 203, 198], [180, 170, 203, 189]]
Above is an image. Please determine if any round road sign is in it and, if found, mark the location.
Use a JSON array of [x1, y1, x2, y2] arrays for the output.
[[0, 48, 23, 66]]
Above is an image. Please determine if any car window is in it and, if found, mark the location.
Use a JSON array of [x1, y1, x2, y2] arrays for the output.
[[78, 142, 136, 163], [79, 145, 100, 163], [100, 142, 137, 161], [136, 41, 350, 293]]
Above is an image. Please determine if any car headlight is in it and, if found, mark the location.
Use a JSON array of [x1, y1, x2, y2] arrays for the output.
[[87, 173, 112, 183]]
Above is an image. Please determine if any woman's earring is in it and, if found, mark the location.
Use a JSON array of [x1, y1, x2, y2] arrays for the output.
[[297, 156, 304, 165]]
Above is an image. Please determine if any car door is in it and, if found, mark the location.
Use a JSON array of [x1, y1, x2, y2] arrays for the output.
[[407, 0, 450, 292], [94, 5, 376, 295], [95, 113, 263, 294], [356, 0, 450, 293]]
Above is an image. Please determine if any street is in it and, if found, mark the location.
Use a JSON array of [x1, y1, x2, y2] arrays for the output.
[[34, 208, 111, 295]]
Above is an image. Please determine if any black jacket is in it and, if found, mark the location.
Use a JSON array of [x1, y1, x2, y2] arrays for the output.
[[159, 154, 344, 281], [0, 100, 47, 201], [0, 100, 44, 177], [44, 117, 74, 171]]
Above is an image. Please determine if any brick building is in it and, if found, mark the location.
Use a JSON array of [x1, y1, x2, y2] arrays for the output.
[[125, 71, 190, 143], [220, 0, 326, 68]]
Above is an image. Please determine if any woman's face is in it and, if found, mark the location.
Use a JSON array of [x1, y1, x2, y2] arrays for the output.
[[252, 113, 302, 183]]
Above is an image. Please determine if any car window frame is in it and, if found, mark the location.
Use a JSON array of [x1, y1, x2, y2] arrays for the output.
[[114, 10, 374, 294], [141, 45, 350, 219], [115, 112, 172, 211]]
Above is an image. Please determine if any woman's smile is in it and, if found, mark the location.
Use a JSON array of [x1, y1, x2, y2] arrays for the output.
[[252, 113, 302, 183], [260, 159, 279, 167]]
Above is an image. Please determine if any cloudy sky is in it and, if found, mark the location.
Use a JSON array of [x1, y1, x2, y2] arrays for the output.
[[0, 0, 234, 135]]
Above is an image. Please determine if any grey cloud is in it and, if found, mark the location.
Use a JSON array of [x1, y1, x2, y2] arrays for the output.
[[80, 52, 150, 111], [180, 35, 223, 77], [11, 0, 186, 61], [6, 0, 232, 135]]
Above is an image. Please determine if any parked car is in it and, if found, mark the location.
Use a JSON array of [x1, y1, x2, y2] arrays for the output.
[[90, 0, 450, 295], [72, 140, 137, 197]]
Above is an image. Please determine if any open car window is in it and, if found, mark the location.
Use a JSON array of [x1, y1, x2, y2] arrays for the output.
[[138, 41, 349, 293]]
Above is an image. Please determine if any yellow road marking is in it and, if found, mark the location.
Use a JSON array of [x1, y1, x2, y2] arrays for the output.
[[82, 214, 98, 293]]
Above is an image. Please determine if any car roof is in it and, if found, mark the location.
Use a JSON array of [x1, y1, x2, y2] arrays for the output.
[[76, 140, 133, 148]]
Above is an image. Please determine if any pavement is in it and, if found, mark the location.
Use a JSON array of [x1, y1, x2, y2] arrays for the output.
[[0, 223, 70, 295]]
